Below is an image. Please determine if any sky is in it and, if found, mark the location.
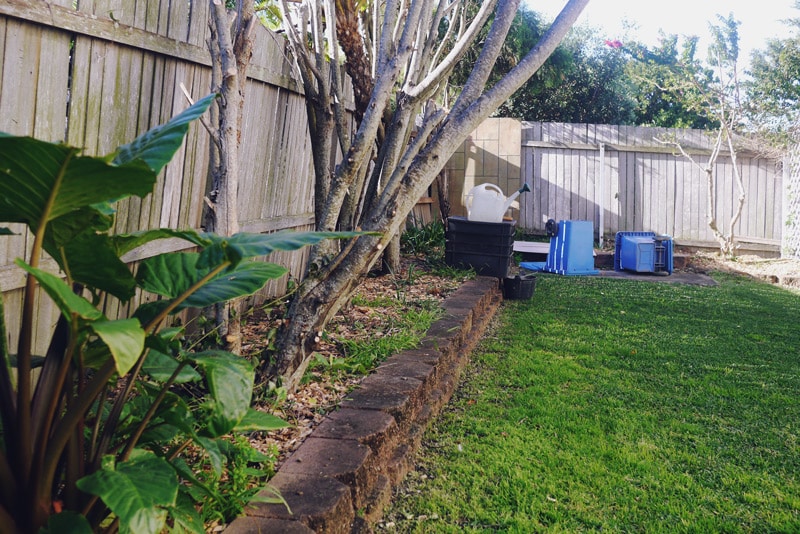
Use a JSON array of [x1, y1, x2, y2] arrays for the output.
[[524, 0, 798, 68]]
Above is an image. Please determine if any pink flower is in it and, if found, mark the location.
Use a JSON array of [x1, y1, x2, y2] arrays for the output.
[[604, 39, 623, 49]]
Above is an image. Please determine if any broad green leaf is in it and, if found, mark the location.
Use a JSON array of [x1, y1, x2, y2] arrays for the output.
[[142, 349, 201, 383], [168, 493, 206, 534], [196, 436, 225, 476], [191, 351, 254, 437], [57, 232, 137, 300], [150, 396, 197, 437], [112, 228, 210, 257], [180, 261, 286, 311], [132, 300, 172, 327], [234, 408, 290, 432], [136, 254, 285, 312], [43, 207, 113, 250], [16, 260, 103, 321], [198, 230, 375, 268], [112, 94, 217, 174], [77, 450, 178, 534], [0, 136, 155, 231], [90, 318, 145, 376], [144, 327, 184, 359], [82, 338, 115, 370], [136, 252, 205, 299], [40, 511, 93, 534], [126, 507, 167, 534], [137, 421, 181, 445]]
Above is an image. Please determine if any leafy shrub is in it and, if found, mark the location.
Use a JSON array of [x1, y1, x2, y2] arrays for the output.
[[401, 220, 445, 255], [0, 95, 357, 533]]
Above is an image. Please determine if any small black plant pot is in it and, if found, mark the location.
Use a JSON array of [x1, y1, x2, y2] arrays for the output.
[[503, 274, 537, 300]]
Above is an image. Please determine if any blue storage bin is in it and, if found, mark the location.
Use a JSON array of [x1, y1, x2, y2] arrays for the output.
[[619, 236, 656, 272], [543, 220, 599, 275], [614, 232, 674, 274]]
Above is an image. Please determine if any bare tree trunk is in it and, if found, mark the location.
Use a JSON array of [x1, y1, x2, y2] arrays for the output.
[[659, 127, 744, 257], [206, 0, 255, 352], [381, 232, 401, 274]]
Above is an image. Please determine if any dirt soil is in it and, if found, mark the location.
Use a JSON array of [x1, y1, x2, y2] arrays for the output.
[[240, 250, 800, 491], [688, 251, 800, 287], [241, 256, 463, 467]]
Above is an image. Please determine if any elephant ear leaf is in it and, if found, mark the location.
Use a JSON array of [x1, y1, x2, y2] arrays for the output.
[[190, 351, 254, 437], [0, 137, 155, 233], [112, 93, 216, 174], [40, 512, 93, 534], [77, 450, 178, 534]]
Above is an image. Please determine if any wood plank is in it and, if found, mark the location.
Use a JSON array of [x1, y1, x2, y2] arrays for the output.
[[765, 159, 777, 240], [0, 0, 306, 92], [0, 18, 38, 135]]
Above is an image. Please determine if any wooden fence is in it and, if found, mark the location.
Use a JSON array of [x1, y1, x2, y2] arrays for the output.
[[446, 119, 784, 251], [0, 0, 319, 355]]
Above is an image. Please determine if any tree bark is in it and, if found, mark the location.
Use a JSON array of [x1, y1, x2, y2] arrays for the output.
[[206, 1, 255, 352]]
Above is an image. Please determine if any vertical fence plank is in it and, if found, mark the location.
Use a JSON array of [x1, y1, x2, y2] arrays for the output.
[[0, 3, 325, 330], [511, 121, 782, 248]]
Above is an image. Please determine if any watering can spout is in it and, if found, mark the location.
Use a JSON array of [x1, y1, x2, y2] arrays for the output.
[[502, 183, 532, 213]]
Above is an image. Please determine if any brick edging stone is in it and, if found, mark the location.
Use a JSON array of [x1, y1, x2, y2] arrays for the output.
[[225, 276, 503, 533]]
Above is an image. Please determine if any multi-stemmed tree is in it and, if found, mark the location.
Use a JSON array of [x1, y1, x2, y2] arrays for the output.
[[265, 0, 589, 390]]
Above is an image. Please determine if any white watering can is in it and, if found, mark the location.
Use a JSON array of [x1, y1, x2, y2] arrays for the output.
[[465, 183, 531, 223]]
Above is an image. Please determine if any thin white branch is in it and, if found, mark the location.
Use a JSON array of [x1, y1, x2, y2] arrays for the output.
[[404, 0, 496, 100], [404, 0, 435, 88], [427, 0, 461, 73]]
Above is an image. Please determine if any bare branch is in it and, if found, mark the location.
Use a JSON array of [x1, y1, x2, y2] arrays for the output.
[[404, 0, 497, 101]]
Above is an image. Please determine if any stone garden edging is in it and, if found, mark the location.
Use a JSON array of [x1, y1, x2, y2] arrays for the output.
[[226, 276, 503, 533]]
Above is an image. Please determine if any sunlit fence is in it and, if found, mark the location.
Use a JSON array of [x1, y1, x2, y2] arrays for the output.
[[784, 142, 800, 259]]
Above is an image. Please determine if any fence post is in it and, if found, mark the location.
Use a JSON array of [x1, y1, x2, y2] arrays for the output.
[[598, 143, 605, 249]]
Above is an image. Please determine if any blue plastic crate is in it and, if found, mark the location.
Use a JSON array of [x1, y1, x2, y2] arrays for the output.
[[543, 220, 598, 275], [614, 232, 674, 274]]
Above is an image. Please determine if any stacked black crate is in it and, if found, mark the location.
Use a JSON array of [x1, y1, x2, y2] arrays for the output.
[[445, 216, 516, 278]]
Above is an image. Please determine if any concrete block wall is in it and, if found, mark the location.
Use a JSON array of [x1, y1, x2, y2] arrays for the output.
[[446, 118, 523, 219]]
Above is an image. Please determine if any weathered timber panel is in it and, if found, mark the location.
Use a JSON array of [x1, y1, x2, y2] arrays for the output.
[[0, 0, 322, 353], [518, 121, 783, 247]]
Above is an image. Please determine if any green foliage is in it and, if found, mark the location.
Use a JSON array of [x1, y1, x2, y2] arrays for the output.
[[400, 221, 475, 280], [386, 274, 800, 532], [401, 220, 445, 255], [502, 23, 639, 124], [619, 33, 719, 129], [448, 5, 638, 124], [745, 3, 800, 136], [310, 306, 441, 377], [447, 4, 755, 128], [0, 95, 358, 533], [255, 0, 282, 31], [190, 435, 280, 526]]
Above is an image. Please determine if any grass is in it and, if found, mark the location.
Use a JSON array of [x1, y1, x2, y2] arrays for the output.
[[308, 302, 443, 377], [384, 272, 800, 533]]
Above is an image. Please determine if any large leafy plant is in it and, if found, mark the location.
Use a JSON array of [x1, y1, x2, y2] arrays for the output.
[[0, 94, 356, 533]]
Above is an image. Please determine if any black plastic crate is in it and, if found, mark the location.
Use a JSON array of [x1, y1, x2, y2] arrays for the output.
[[445, 249, 512, 278], [445, 239, 514, 256], [445, 231, 515, 247], [447, 216, 516, 237]]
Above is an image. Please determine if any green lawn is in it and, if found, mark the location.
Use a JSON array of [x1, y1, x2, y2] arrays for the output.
[[383, 272, 800, 533]]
